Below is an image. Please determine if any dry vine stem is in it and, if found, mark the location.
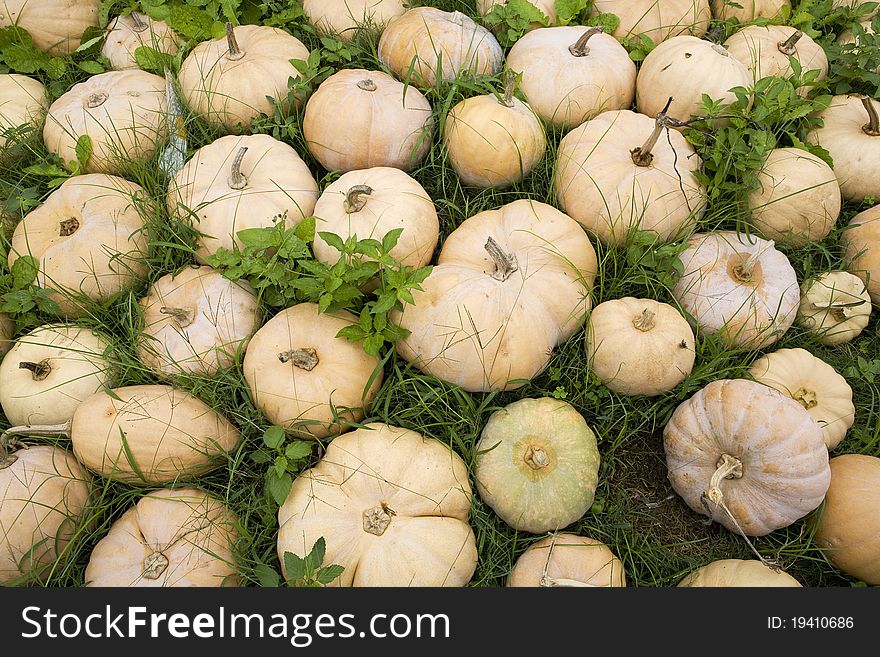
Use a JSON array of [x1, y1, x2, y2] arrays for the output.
[[539, 532, 599, 587]]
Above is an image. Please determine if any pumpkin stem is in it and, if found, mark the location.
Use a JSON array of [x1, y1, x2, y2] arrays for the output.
[[142, 551, 169, 580], [711, 44, 731, 57], [633, 309, 656, 332], [484, 236, 519, 282], [501, 69, 516, 108], [159, 306, 195, 328], [86, 92, 109, 109], [362, 502, 395, 536], [860, 94, 880, 136], [344, 185, 373, 213], [450, 10, 467, 26], [278, 347, 319, 371], [227, 146, 249, 190], [569, 26, 603, 57], [0, 421, 74, 469], [0, 432, 22, 470], [19, 359, 52, 381], [59, 217, 79, 236], [792, 387, 818, 410], [225, 22, 244, 61], [631, 97, 675, 167], [130, 11, 149, 32], [777, 30, 803, 56], [357, 79, 377, 92], [524, 445, 550, 470], [732, 241, 773, 282], [538, 533, 600, 587], [811, 298, 864, 321]]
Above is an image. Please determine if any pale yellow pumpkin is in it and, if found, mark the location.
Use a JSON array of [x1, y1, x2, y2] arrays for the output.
[[814, 454, 880, 585], [672, 231, 800, 349], [507, 533, 627, 587], [302, 0, 405, 39], [278, 422, 477, 587], [586, 297, 696, 396], [0, 0, 100, 55], [0, 443, 92, 584], [0, 73, 48, 152], [841, 204, 880, 306], [591, 0, 711, 43], [177, 24, 310, 134], [392, 199, 598, 392], [7, 173, 151, 318], [302, 68, 434, 173], [505, 26, 636, 130], [554, 109, 705, 246], [678, 559, 802, 586], [747, 147, 841, 247], [42, 69, 168, 175], [85, 487, 239, 587], [100, 12, 180, 71], [748, 348, 855, 450], [797, 271, 872, 344], [663, 378, 831, 536], [242, 302, 384, 439], [710, 0, 790, 22], [137, 265, 261, 378], [377, 7, 504, 89]]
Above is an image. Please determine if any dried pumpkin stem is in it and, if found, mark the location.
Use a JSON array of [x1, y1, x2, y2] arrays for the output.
[[363, 502, 395, 536], [777, 30, 803, 56], [357, 79, 377, 92], [142, 551, 169, 580], [59, 217, 79, 236], [278, 347, 319, 371], [87, 92, 108, 109], [0, 421, 73, 469], [524, 445, 550, 470], [792, 388, 818, 410], [633, 309, 656, 332], [450, 10, 467, 26], [227, 146, 248, 190], [226, 22, 244, 61], [569, 26, 603, 57], [19, 359, 51, 381], [344, 185, 373, 213], [732, 242, 773, 282], [631, 97, 675, 167], [501, 69, 516, 108], [484, 236, 519, 282], [159, 306, 195, 327], [860, 94, 880, 136], [130, 12, 148, 32]]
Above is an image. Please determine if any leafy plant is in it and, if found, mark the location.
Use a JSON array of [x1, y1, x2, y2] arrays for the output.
[[282, 537, 345, 587], [251, 425, 314, 507], [481, 0, 550, 48]]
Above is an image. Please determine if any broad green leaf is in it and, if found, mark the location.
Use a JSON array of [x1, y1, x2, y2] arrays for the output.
[[254, 564, 281, 587], [316, 564, 345, 585], [267, 471, 292, 506], [263, 425, 286, 449], [284, 441, 312, 461]]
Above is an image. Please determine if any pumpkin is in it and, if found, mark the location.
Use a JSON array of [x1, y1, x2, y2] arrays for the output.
[[42, 69, 168, 175], [0, 313, 13, 357], [167, 133, 319, 264], [312, 166, 439, 270], [0, 73, 48, 153], [585, 297, 696, 396], [505, 25, 636, 130], [797, 271, 872, 345], [377, 7, 504, 89], [302, 0, 406, 39], [392, 199, 597, 392], [474, 397, 600, 534], [242, 302, 384, 439], [0, 442, 93, 584], [677, 559, 802, 587], [0, 323, 114, 428], [841, 204, 880, 306], [710, 0, 790, 22], [7, 173, 151, 318], [671, 230, 800, 349], [507, 533, 627, 587], [84, 487, 239, 587], [302, 68, 434, 174], [477, 0, 558, 28], [747, 147, 841, 247], [806, 94, 880, 203], [177, 24, 310, 134], [137, 265, 261, 378], [277, 422, 477, 587], [100, 12, 180, 71], [748, 348, 855, 451], [554, 108, 705, 247], [443, 73, 546, 188], [591, 0, 711, 43], [636, 35, 752, 123], [724, 26, 828, 95], [663, 378, 831, 536], [0, 0, 100, 55], [814, 454, 880, 585]]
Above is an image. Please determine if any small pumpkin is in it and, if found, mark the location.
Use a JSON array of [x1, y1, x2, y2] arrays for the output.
[[177, 23, 310, 134], [0, 324, 114, 428], [377, 7, 504, 89], [591, 0, 711, 43], [474, 397, 600, 534], [671, 230, 800, 349], [797, 271, 872, 345], [841, 204, 880, 306], [748, 348, 855, 451], [100, 12, 180, 71], [7, 173, 151, 318], [814, 454, 880, 586], [677, 559, 802, 587], [747, 147, 841, 247], [42, 69, 168, 175], [663, 378, 831, 536], [507, 533, 627, 587], [85, 487, 239, 587], [724, 26, 828, 94], [278, 422, 477, 587], [242, 302, 384, 439], [302, 0, 405, 39], [392, 199, 598, 392], [505, 25, 636, 130], [710, 0, 790, 22], [586, 297, 696, 396], [0, 0, 100, 55], [0, 442, 93, 585], [137, 265, 261, 378], [0, 73, 48, 153], [167, 133, 319, 264]]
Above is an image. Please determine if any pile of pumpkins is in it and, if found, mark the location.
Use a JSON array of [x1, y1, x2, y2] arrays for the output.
[[0, 0, 879, 588]]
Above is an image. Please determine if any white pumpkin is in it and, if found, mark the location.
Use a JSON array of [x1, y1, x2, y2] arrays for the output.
[[302, 0, 406, 39], [678, 559, 802, 586], [0, 0, 100, 55], [591, 0, 711, 43], [797, 271, 872, 345], [507, 533, 627, 587], [101, 12, 180, 71], [841, 204, 880, 306], [0, 73, 48, 152]]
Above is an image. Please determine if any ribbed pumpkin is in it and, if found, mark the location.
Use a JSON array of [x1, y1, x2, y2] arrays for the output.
[[302, 0, 405, 39], [100, 12, 180, 71], [507, 533, 627, 587], [474, 397, 600, 534], [797, 271, 872, 345], [591, 0, 711, 43], [663, 378, 831, 536], [678, 559, 802, 587], [278, 423, 477, 587], [0, 0, 100, 54], [841, 204, 880, 306], [85, 487, 239, 587], [0, 73, 48, 152], [710, 0, 790, 22]]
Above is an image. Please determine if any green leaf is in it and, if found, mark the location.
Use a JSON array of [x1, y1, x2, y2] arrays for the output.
[[75, 135, 93, 170], [283, 550, 307, 583], [318, 231, 346, 254], [316, 564, 345, 585], [168, 4, 214, 39], [134, 45, 174, 75], [284, 440, 312, 461], [237, 227, 277, 250], [263, 425, 286, 449], [77, 60, 105, 74], [363, 333, 385, 357], [22, 163, 70, 179], [294, 215, 316, 242], [1, 43, 42, 74], [556, 0, 589, 25], [75, 35, 104, 53], [254, 564, 281, 587], [11, 255, 39, 288], [267, 471, 292, 506], [306, 536, 326, 572]]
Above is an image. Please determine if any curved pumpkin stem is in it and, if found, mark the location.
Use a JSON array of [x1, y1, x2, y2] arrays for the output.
[[19, 359, 51, 381], [569, 26, 603, 57], [631, 97, 677, 167], [484, 237, 519, 281], [344, 185, 373, 213], [225, 22, 244, 61], [633, 309, 656, 332], [860, 94, 880, 136], [227, 146, 249, 190], [777, 30, 803, 56], [0, 421, 73, 470], [160, 306, 196, 328], [278, 347, 319, 371], [130, 12, 149, 33], [501, 69, 517, 108]]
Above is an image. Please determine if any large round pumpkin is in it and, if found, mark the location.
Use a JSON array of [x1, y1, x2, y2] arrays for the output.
[[100, 12, 180, 71], [392, 199, 597, 392], [841, 204, 880, 306], [0, 0, 100, 55], [797, 271, 872, 344], [507, 533, 627, 587], [278, 422, 477, 587], [591, 0, 711, 43], [0, 73, 48, 153], [84, 487, 239, 587], [474, 397, 600, 534], [663, 378, 831, 536], [303, 0, 405, 39], [677, 559, 802, 586]]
